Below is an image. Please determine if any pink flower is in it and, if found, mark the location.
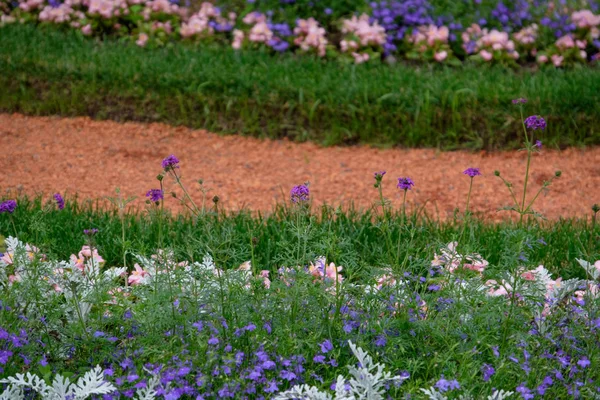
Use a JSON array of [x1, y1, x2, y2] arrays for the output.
[[521, 271, 536, 281], [551, 54, 564, 67], [128, 263, 149, 285], [537, 55, 548, 63], [324, 262, 343, 284], [479, 50, 493, 61], [594, 260, 600, 272], [434, 50, 448, 62], [70, 254, 85, 272], [136, 33, 149, 47], [259, 270, 271, 289]]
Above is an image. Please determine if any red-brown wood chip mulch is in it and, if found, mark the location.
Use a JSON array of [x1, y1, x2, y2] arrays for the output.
[[2, 113, 599, 221]]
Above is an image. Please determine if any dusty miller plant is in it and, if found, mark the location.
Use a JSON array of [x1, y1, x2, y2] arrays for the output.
[[274, 341, 408, 400], [0, 365, 116, 400]]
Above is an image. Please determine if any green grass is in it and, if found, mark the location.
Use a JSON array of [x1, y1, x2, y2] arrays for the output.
[[2, 195, 598, 282], [1, 24, 600, 150]]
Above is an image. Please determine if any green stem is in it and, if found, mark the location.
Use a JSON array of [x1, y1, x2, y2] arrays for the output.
[[520, 149, 532, 224], [465, 177, 473, 214]]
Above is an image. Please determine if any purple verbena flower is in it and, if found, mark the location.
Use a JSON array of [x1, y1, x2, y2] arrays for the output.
[[83, 228, 99, 236], [463, 168, 481, 178], [524, 115, 546, 130], [0, 200, 17, 214], [374, 171, 386, 180], [162, 154, 180, 171], [290, 184, 310, 203], [146, 189, 164, 203], [535, 140, 542, 149], [397, 177, 415, 191], [53, 193, 65, 210], [512, 98, 527, 104]]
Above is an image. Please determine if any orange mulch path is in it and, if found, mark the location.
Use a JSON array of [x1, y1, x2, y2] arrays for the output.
[[1, 113, 599, 221]]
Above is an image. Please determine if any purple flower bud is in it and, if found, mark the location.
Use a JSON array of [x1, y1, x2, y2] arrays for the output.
[[53, 193, 65, 210], [535, 140, 542, 149], [83, 228, 99, 236]]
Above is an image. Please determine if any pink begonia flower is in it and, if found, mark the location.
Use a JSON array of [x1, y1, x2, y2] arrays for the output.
[[128, 263, 149, 285], [70, 254, 85, 272], [571, 10, 600, 28], [434, 51, 448, 62], [479, 50, 493, 61], [259, 270, 271, 289], [232, 29, 244, 50], [485, 280, 509, 297], [1, 252, 13, 265], [551, 54, 564, 67], [136, 33, 149, 47], [324, 262, 343, 283]]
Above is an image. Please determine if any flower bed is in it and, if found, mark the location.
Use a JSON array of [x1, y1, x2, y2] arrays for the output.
[[0, 101, 599, 399], [1, 0, 600, 66]]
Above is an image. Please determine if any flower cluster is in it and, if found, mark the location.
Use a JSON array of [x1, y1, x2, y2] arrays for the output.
[[407, 24, 454, 63], [339, 13, 386, 64], [462, 24, 519, 63], [293, 18, 328, 57], [3, 0, 600, 66]]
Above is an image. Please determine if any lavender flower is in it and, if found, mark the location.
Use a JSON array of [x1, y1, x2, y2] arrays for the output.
[[512, 98, 527, 104], [482, 364, 495, 382], [435, 377, 460, 392], [162, 154, 180, 171], [535, 140, 542, 149], [83, 228, 99, 236], [53, 193, 65, 210], [0, 200, 17, 214], [463, 168, 481, 177], [397, 177, 414, 191], [524, 115, 546, 130], [146, 189, 164, 203], [290, 184, 310, 203]]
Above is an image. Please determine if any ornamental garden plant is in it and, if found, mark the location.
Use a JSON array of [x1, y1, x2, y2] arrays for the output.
[[0, 103, 599, 399]]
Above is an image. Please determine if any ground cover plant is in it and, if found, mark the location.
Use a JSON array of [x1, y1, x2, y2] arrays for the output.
[[0, 103, 600, 399], [1, 24, 600, 149]]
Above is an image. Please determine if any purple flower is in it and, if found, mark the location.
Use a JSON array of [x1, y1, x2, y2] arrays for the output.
[[427, 284, 441, 292], [83, 228, 99, 236], [512, 98, 527, 104], [53, 193, 65, 210], [463, 168, 481, 178], [0, 200, 17, 214], [313, 355, 326, 363], [374, 335, 387, 347], [435, 377, 460, 392], [534, 140, 542, 149], [162, 154, 180, 171], [146, 189, 164, 203], [516, 383, 534, 400], [290, 184, 310, 203], [397, 177, 415, 191], [319, 339, 333, 353], [482, 364, 495, 382], [374, 171, 386, 180], [577, 357, 590, 368], [524, 115, 546, 130]]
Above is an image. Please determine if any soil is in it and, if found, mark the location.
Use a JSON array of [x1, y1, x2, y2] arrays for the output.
[[1, 113, 599, 221]]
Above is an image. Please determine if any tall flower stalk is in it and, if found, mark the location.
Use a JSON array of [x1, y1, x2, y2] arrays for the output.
[[496, 100, 560, 223]]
